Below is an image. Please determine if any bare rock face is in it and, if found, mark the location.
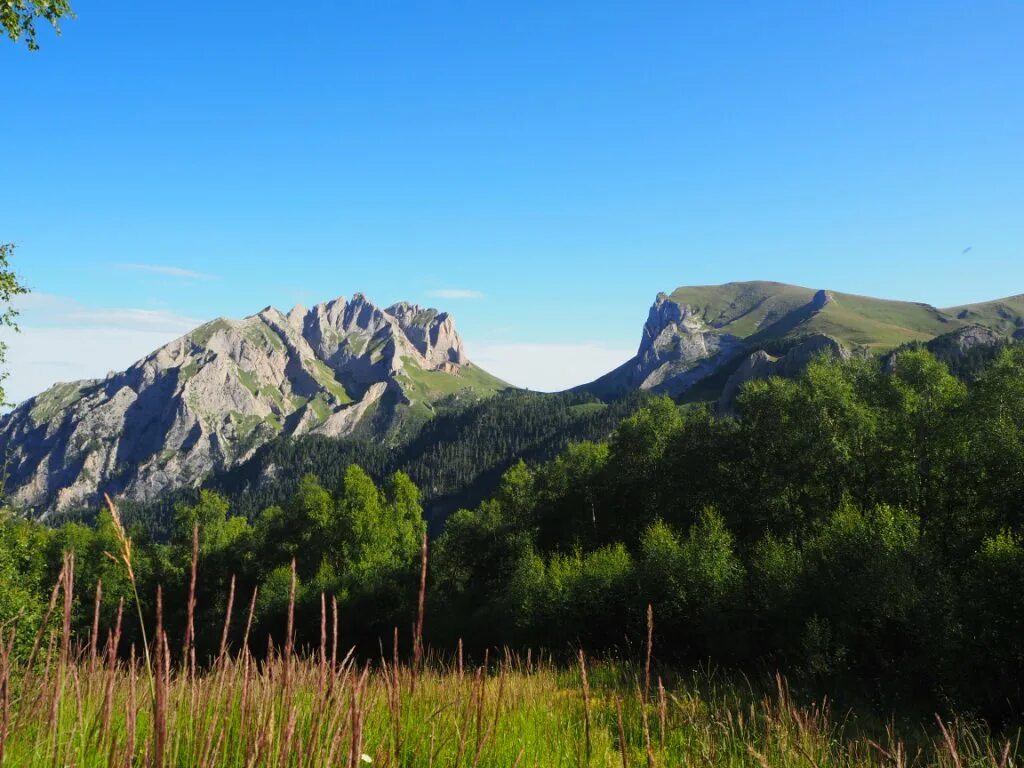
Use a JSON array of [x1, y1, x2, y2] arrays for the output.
[[928, 324, 1003, 354], [0, 294, 498, 519], [589, 292, 747, 397], [583, 286, 850, 399], [623, 294, 744, 394], [387, 302, 468, 368], [719, 335, 849, 413]]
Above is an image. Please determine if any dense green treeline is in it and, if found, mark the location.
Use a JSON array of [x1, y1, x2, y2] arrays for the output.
[[105, 389, 647, 538], [0, 466, 426, 663], [425, 344, 1024, 719], [3, 344, 1024, 721]]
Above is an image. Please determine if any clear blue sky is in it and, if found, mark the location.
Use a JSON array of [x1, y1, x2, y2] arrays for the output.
[[2, 1, 1023, 400]]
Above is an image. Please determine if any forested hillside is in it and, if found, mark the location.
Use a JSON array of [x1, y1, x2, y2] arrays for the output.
[[101, 389, 649, 536], [4, 341, 1024, 720]]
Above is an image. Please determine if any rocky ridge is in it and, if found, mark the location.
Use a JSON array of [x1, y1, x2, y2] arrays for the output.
[[583, 282, 1024, 403], [0, 294, 505, 517]]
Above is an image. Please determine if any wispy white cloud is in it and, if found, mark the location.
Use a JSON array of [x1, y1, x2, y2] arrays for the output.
[[470, 342, 635, 392], [14, 293, 199, 333], [1, 327, 190, 406], [63, 307, 199, 331], [117, 263, 218, 281], [427, 289, 485, 300], [1, 294, 202, 405]]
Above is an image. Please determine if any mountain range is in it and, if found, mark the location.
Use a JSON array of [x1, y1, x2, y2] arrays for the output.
[[0, 294, 506, 516], [2, 281, 1022, 520]]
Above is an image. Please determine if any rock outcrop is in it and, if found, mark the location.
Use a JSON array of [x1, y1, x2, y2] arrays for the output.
[[0, 294, 506, 518], [586, 292, 750, 398], [629, 294, 747, 394], [582, 281, 1024, 403], [926, 324, 1003, 355], [719, 335, 849, 413]]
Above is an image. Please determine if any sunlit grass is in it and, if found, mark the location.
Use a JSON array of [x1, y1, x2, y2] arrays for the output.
[[0, 646, 1018, 767]]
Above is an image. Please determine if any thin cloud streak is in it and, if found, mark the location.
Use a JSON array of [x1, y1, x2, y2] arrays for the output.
[[1, 327, 189, 406], [428, 289, 485, 300], [1, 293, 204, 404], [14, 293, 200, 333], [117, 263, 218, 280]]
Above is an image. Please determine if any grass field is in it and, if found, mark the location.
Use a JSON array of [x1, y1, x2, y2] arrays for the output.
[[2, 644, 1019, 767], [1, 509, 1018, 768], [1, 578, 1018, 767]]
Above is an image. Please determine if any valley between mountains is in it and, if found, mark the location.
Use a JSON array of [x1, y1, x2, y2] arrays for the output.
[[2, 280, 1022, 524]]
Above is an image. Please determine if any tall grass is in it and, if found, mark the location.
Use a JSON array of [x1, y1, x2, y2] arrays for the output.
[[0, 500, 1017, 767], [0, 645, 1016, 767]]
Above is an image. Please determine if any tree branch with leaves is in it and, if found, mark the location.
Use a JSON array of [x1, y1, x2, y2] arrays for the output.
[[0, 244, 28, 407], [1, 0, 74, 50]]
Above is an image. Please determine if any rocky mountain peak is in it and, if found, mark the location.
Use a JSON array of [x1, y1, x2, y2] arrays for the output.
[[0, 292, 506, 518]]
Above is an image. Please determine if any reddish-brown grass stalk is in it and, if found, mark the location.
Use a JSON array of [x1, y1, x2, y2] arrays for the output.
[[89, 579, 102, 674], [283, 559, 296, 692], [218, 574, 236, 663], [644, 603, 653, 706], [411, 530, 428, 694], [657, 676, 667, 754], [319, 592, 327, 694], [0, 629, 14, 767], [242, 585, 258, 657], [153, 586, 167, 768], [25, 562, 65, 675], [616, 695, 629, 768], [126, 644, 136, 766], [331, 596, 338, 674], [184, 522, 199, 678]]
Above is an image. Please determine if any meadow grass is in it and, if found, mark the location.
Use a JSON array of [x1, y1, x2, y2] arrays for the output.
[[0, 640, 1018, 767], [0, 503, 1017, 767]]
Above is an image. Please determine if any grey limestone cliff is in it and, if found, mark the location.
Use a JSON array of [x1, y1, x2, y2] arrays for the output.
[[0, 293, 504, 518]]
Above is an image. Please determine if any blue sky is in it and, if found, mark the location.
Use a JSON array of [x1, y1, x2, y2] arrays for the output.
[[2, 1, 1023, 401]]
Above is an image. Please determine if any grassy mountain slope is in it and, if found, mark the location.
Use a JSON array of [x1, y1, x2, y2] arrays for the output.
[[668, 281, 818, 337], [585, 281, 1024, 400], [947, 294, 1024, 337], [669, 282, 1024, 351], [798, 291, 959, 349]]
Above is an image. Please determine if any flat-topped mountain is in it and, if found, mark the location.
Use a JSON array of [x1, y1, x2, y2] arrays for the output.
[[0, 293, 507, 517], [585, 280, 1024, 400]]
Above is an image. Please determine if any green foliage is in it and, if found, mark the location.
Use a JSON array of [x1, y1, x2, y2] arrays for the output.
[[0, 243, 29, 406], [0, 508, 52, 655], [422, 342, 1024, 717], [0, 0, 73, 49], [8, 342, 1024, 719], [542, 544, 635, 647], [135, 389, 648, 533], [173, 490, 251, 557]]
